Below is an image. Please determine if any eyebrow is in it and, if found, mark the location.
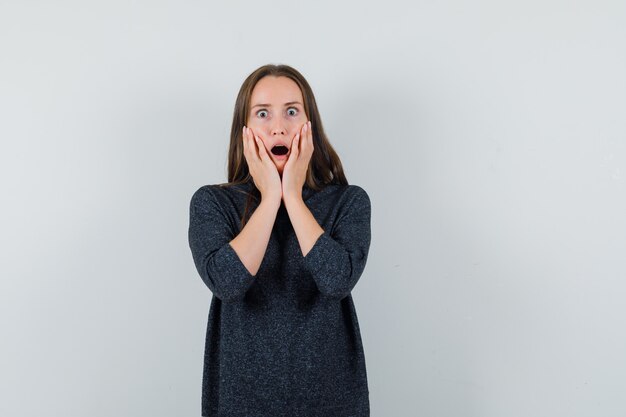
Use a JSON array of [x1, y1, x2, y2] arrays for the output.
[[251, 101, 302, 109]]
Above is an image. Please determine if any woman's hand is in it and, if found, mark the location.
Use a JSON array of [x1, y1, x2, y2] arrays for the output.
[[242, 126, 282, 204], [282, 120, 314, 203]]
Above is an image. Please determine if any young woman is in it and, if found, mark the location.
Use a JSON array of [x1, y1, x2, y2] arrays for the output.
[[188, 64, 372, 417]]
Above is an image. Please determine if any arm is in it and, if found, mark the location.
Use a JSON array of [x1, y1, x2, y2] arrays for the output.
[[188, 186, 279, 302], [287, 186, 372, 300], [229, 196, 281, 276], [283, 196, 324, 258]]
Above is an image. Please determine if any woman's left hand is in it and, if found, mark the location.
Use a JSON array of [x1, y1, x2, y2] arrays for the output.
[[282, 120, 313, 203]]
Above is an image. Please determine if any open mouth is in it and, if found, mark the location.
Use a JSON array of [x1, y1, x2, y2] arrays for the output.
[[271, 145, 289, 156]]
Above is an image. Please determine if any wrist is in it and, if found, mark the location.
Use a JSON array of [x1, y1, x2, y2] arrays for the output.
[[284, 194, 304, 208], [260, 194, 282, 209]]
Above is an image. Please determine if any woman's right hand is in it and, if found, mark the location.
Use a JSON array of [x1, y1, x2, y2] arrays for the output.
[[242, 126, 282, 204]]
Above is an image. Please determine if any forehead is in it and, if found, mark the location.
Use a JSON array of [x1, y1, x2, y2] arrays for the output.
[[250, 76, 303, 105]]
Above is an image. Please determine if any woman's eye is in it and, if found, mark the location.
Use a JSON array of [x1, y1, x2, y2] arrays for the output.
[[256, 107, 298, 118]]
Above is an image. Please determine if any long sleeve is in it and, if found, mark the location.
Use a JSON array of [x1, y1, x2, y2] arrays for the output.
[[194, 182, 372, 415], [302, 186, 372, 300], [188, 186, 256, 302]]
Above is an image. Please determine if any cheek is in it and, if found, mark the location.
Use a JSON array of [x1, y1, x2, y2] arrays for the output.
[[246, 122, 267, 140], [289, 118, 307, 133], [247, 120, 262, 131]]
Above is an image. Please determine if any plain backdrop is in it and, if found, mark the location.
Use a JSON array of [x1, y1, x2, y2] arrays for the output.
[[1, 1, 625, 416]]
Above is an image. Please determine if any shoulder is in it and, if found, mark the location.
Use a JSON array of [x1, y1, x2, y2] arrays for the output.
[[190, 184, 218, 205], [347, 184, 369, 199], [189, 183, 233, 209], [319, 183, 368, 197], [315, 184, 370, 212], [345, 185, 370, 213], [189, 185, 219, 215], [191, 182, 251, 201], [190, 182, 256, 214], [337, 184, 370, 206]]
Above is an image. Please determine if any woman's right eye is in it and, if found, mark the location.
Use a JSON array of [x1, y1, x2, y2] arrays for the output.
[[256, 110, 268, 118]]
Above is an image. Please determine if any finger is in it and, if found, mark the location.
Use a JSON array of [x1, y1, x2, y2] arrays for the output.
[[242, 126, 250, 160], [248, 127, 263, 161], [292, 132, 300, 158], [243, 127, 259, 162], [307, 120, 313, 149], [296, 122, 306, 154], [255, 135, 268, 160], [297, 130, 308, 163]]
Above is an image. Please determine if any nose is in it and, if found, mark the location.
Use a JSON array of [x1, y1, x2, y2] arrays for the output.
[[270, 120, 286, 136]]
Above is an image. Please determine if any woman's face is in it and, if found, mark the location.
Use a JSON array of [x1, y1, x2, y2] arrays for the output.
[[246, 75, 308, 175]]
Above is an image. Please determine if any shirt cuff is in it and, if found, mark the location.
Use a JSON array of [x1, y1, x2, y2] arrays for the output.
[[223, 241, 257, 279], [303, 230, 341, 275]]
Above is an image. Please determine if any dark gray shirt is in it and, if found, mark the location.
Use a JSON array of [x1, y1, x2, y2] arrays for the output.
[[188, 181, 372, 417]]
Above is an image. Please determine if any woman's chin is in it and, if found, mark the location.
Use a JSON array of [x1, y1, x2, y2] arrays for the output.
[[273, 160, 285, 172]]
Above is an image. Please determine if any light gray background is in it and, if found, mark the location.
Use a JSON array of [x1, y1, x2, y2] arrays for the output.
[[1, 1, 625, 416]]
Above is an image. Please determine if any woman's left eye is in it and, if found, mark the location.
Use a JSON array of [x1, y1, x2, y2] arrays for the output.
[[287, 107, 298, 116]]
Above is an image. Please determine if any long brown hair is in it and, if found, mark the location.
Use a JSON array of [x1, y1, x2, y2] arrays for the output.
[[216, 64, 348, 229]]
